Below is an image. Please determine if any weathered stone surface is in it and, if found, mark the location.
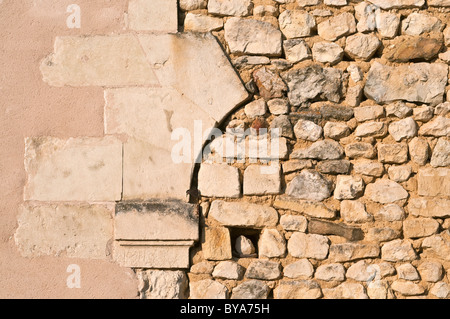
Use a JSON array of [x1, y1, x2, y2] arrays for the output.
[[283, 39, 311, 63], [419, 116, 450, 137], [203, 227, 232, 260], [375, 204, 405, 221], [286, 170, 333, 201], [329, 243, 380, 262], [323, 283, 368, 299], [288, 232, 330, 260], [367, 0, 425, 9], [364, 62, 448, 105], [345, 85, 364, 107], [382, 239, 417, 262], [190, 279, 228, 299], [279, 10, 316, 39], [280, 215, 308, 232], [354, 2, 377, 33], [388, 118, 417, 142], [284, 259, 314, 279], [320, 105, 354, 121], [244, 164, 281, 196], [274, 280, 322, 299], [191, 262, 215, 275], [225, 18, 282, 56], [355, 122, 387, 138], [274, 196, 336, 219], [430, 138, 450, 167], [268, 99, 290, 115], [128, 0, 177, 32], [345, 33, 381, 61], [367, 280, 390, 299], [315, 263, 346, 282], [428, 0, 450, 6], [417, 167, 450, 197], [198, 163, 241, 198], [346, 260, 378, 282], [418, 261, 443, 282], [317, 160, 351, 174], [283, 159, 313, 173], [208, 0, 252, 16], [231, 280, 270, 299], [245, 99, 267, 118], [388, 165, 412, 182], [347, 64, 364, 83], [367, 227, 401, 242], [397, 263, 420, 281], [180, 0, 207, 10], [353, 161, 384, 177], [386, 102, 413, 119], [253, 67, 287, 99], [115, 201, 198, 241], [259, 229, 287, 258], [293, 119, 323, 141], [213, 261, 245, 280], [435, 102, 450, 116], [312, 42, 344, 64], [422, 232, 450, 261], [341, 200, 373, 223], [292, 140, 345, 160], [354, 105, 385, 122], [430, 282, 450, 299], [376, 12, 401, 39], [271, 115, 294, 139], [401, 13, 443, 36], [324, 122, 351, 140], [209, 200, 279, 228], [308, 219, 364, 241], [15, 203, 113, 259], [345, 142, 376, 159], [384, 36, 443, 62], [391, 281, 425, 296], [296, 0, 321, 6], [365, 179, 408, 203], [378, 143, 409, 164], [403, 218, 440, 239], [413, 106, 434, 122], [184, 13, 224, 32], [139, 270, 188, 299], [334, 176, 365, 200], [318, 13, 356, 41], [24, 137, 122, 202], [408, 198, 450, 218], [235, 235, 256, 257], [285, 65, 343, 106], [408, 137, 429, 165], [325, 0, 347, 5], [246, 260, 282, 280]]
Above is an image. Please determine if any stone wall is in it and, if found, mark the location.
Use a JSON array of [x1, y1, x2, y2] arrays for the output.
[[8, 0, 450, 299]]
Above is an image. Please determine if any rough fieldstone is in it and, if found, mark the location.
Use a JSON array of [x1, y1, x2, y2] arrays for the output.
[[386, 102, 413, 119], [308, 219, 364, 241], [376, 12, 400, 38], [139, 270, 188, 299], [397, 263, 420, 281], [292, 140, 345, 160], [430, 282, 450, 299], [329, 243, 380, 262], [354, 105, 385, 122], [317, 160, 351, 175], [324, 122, 351, 140], [312, 42, 344, 64], [274, 196, 336, 219], [283, 159, 313, 173], [323, 283, 368, 299], [284, 259, 315, 279], [408, 198, 450, 218], [184, 13, 223, 32], [355, 121, 387, 138], [417, 167, 450, 197], [293, 119, 323, 141], [367, 227, 401, 242], [245, 99, 267, 118], [347, 64, 364, 82], [334, 176, 365, 200], [408, 137, 429, 165], [190, 279, 228, 299], [235, 235, 256, 257], [419, 116, 450, 137], [253, 67, 287, 99], [345, 85, 364, 107], [283, 39, 311, 63], [340, 200, 373, 223], [180, 0, 207, 10], [381, 239, 418, 262], [203, 227, 232, 261], [271, 115, 294, 139], [367, 280, 390, 299], [259, 229, 287, 258], [191, 262, 214, 275], [225, 18, 282, 56], [213, 261, 245, 280], [364, 62, 448, 105], [208, 0, 252, 16], [23, 137, 122, 202], [404, 218, 440, 239], [388, 165, 412, 182], [422, 233, 450, 261], [268, 99, 290, 115], [384, 36, 443, 62], [345, 33, 381, 61], [378, 143, 409, 164], [325, 0, 347, 5], [315, 264, 346, 282], [365, 179, 408, 203], [284, 65, 343, 106], [279, 10, 316, 39], [391, 281, 425, 296], [320, 105, 354, 121], [318, 12, 357, 41], [353, 161, 384, 177], [418, 261, 443, 283], [401, 12, 443, 36], [375, 204, 405, 221], [245, 260, 282, 280], [428, 0, 450, 6], [346, 260, 378, 282], [288, 233, 330, 260], [280, 215, 308, 232], [231, 280, 270, 299], [286, 170, 333, 201], [430, 138, 450, 167], [345, 142, 376, 159], [15, 203, 113, 259], [198, 164, 241, 198], [209, 200, 279, 228], [296, 0, 321, 6], [388, 118, 417, 142], [244, 164, 281, 196], [274, 280, 322, 299], [354, 2, 377, 33], [367, 0, 425, 9]]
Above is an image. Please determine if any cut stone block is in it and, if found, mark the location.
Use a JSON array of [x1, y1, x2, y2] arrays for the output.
[[244, 164, 281, 195], [208, 0, 253, 16], [417, 167, 450, 197], [24, 136, 122, 202], [128, 0, 178, 32], [198, 164, 241, 198], [408, 198, 450, 218], [15, 203, 113, 259], [274, 280, 322, 299], [138, 270, 188, 299], [203, 227, 232, 261], [288, 232, 330, 260], [190, 279, 229, 299], [274, 196, 336, 219], [329, 243, 380, 262], [114, 200, 199, 241]]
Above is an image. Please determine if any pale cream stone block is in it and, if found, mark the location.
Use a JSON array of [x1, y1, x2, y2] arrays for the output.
[[128, 0, 178, 32]]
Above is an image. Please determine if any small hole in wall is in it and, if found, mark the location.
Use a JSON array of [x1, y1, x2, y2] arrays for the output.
[[228, 227, 261, 258]]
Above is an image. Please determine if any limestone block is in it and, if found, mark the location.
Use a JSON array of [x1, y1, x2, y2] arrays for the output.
[[422, 232, 450, 261], [212, 261, 245, 280], [288, 233, 330, 260], [231, 280, 270, 299], [408, 198, 450, 218], [190, 280, 228, 299], [381, 239, 417, 262], [391, 281, 425, 296], [274, 196, 336, 219], [259, 229, 287, 258], [317, 13, 356, 41], [417, 167, 450, 197], [24, 136, 122, 202], [245, 260, 281, 280], [315, 264, 346, 281], [244, 164, 281, 195], [401, 13, 443, 36], [15, 203, 113, 259], [329, 243, 380, 262], [403, 218, 440, 239], [323, 283, 368, 299], [365, 179, 408, 204], [284, 259, 315, 279], [308, 219, 364, 241], [367, 0, 425, 9], [280, 215, 308, 232], [203, 227, 232, 261], [114, 200, 199, 241], [378, 143, 409, 164], [138, 270, 188, 299], [198, 163, 241, 198], [128, 0, 178, 32], [208, 0, 253, 16], [279, 10, 316, 39], [274, 281, 322, 299]]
